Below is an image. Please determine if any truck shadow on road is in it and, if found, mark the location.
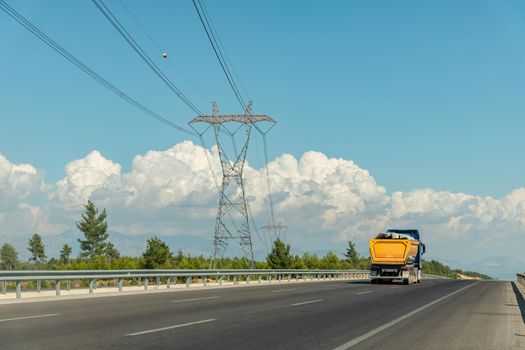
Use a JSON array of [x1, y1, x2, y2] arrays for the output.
[[511, 282, 525, 324]]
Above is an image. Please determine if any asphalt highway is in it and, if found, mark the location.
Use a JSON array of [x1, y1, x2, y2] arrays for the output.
[[0, 279, 523, 349]]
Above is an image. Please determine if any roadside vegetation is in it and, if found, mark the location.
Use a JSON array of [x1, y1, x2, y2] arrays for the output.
[[0, 201, 492, 280], [422, 259, 493, 280]]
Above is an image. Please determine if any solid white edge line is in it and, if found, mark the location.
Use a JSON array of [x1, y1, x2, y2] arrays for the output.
[[332, 282, 479, 350], [356, 291, 374, 295], [125, 319, 216, 336], [0, 313, 60, 322], [171, 296, 220, 303], [292, 299, 324, 306]]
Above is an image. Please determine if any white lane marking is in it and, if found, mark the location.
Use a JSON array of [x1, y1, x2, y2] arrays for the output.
[[125, 319, 216, 336], [391, 286, 401, 289], [171, 296, 220, 303], [332, 282, 479, 350], [272, 288, 296, 293], [0, 314, 60, 322], [356, 291, 374, 295], [292, 299, 324, 306]]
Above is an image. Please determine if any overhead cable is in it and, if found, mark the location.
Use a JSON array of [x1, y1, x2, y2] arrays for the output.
[[92, 0, 203, 116], [0, 0, 196, 136], [192, 0, 246, 110], [117, 0, 210, 102]]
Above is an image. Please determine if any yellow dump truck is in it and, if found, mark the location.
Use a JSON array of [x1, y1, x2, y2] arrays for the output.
[[369, 229, 425, 284]]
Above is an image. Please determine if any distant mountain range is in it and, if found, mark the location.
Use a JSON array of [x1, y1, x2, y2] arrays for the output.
[[2, 231, 523, 280], [2, 229, 213, 261], [428, 254, 524, 280], [462, 256, 525, 281], [2, 229, 274, 261]]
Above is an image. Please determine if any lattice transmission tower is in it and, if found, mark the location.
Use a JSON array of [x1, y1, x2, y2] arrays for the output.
[[261, 221, 288, 243], [189, 102, 276, 267]]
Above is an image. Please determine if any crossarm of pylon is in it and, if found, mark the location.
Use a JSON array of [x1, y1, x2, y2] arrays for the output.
[[189, 114, 275, 124]]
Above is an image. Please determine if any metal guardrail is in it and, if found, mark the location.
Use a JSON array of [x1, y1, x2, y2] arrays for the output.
[[0, 269, 370, 299], [517, 273, 525, 288], [422, 273, 452, 280]]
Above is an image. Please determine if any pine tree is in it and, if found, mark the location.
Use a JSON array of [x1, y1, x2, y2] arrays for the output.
[[59, 244, 72, 264], [321, 251, 342, 269], [105, 241, 120, 260], [142, 236, 173, 269], [344, 240, 360, 268], [0, 243, 18, 270], [77, 200, 109, 259], [266, 239, 293, 269], [27, 233, 47, 265]]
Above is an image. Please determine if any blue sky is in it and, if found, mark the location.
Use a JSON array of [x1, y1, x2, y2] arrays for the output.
[[1, 0, 525, 196]]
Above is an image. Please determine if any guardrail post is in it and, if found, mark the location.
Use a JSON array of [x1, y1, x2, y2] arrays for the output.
[[55, 280, 61, 296], [246, 275, 250, 285], [137, 277, 141, 287], [89, 279, 95, 294], [258, 276, 261, 284], [166, 277, 171, 289], [117, 278, 123, 292], [37, 280, 41, 293], [2, 281, 6, 294], [287, 274, 291, 282], [186, 277, 190, 287], [15, 281, 21, 299], [67, 280, 71, 291], [203, 276, 207, 287], [144, 278, 149, 290], [156, 276, 160, 289], [233, 276, 237, 285]]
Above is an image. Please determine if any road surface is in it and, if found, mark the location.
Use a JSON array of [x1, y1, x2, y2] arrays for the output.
[[0, 279, 523, 349]]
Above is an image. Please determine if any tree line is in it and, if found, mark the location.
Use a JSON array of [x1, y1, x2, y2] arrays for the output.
[[0, 201, 491, 279]]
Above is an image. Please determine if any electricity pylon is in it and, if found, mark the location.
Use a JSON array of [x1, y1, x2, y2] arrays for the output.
[[189, 102, 276, 268]]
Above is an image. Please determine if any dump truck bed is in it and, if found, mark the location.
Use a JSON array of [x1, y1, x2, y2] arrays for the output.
[[369, 238, 419, 264]]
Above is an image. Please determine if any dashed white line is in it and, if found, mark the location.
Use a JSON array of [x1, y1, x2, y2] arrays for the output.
[[272, 288, 296, 293], [0, 314, 60, 322], [125, 319, 217, 336], [332, 282, 479, 349], [292, 299, 324, 306], [356, 291, 374, 295], [171, 296, 220, 303]]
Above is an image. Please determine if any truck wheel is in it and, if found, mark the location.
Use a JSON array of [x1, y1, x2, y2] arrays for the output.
[[371, 279, 376, 284], [403, 278, 409, 285]]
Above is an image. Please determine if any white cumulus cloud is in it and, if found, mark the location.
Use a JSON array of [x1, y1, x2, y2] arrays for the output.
[[1, 142, 525, 265], [0, 154, 44, 208]]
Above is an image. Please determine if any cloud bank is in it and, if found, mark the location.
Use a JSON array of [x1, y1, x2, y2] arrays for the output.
[[1, 141, 524, 264]]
